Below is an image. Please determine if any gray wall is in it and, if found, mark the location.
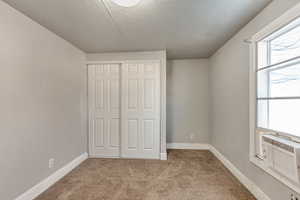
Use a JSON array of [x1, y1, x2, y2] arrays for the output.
[[209, 0, 300, 199], [2, 0, 300, 199], [167, 59, 209, 143], [0, 1, 87, 200]]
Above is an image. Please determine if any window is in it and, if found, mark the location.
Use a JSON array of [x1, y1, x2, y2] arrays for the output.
[[256, 16, 300, 138], [249, 4, 300, 192]]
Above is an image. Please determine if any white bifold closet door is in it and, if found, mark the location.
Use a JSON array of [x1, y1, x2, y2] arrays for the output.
[[88, 63, 120, 157], [88, 61, 160, 159], [121, 61, 160, 159]]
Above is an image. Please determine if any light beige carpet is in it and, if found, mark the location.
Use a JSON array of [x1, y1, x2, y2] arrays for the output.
[[35, 150, 256, 200]]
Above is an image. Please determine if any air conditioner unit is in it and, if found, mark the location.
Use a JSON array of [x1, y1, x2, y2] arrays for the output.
[[262, 134, 300, 183]]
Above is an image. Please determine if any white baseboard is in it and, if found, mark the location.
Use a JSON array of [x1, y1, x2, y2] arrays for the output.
[[89, 155, 120, 159], [160, 152, 167, 160], [209, 146, 270, 200], [167, 143, 210, 150], [15, 152, 88, 200], [15, 147, 270, 200]]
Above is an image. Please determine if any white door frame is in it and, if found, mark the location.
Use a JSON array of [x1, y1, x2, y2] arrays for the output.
[[87, 54, 167, 160]]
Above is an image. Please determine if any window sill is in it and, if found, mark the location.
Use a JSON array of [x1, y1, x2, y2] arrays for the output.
[[250, 156, 300, 193], [257, 127, 300, 144]]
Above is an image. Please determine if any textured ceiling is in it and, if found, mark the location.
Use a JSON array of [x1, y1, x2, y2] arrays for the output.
[[3, 0, 271, 59]]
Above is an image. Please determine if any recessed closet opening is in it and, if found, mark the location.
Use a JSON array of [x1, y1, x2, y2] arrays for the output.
[[87, 56, 166, 160]]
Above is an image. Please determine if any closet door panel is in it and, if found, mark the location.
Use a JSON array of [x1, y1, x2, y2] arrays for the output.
[[109, 118, 120, 148], [127, 119, 139, 150], [128, 79, 139, 111], [121, 61, 160, 159], [88, 64, 120, 157], [143, 119, 155, 150], [94, 118, 105, 148]]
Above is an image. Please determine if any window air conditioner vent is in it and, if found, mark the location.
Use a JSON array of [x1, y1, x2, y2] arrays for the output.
[[262, 135, 300, 183]]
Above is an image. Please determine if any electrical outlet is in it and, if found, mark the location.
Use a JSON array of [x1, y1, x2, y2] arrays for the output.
[[49, 158, 55, 169], [291, 194, 299, 200]]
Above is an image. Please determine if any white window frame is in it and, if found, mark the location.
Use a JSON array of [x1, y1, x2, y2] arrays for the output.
[[249, 2, 300, 193]]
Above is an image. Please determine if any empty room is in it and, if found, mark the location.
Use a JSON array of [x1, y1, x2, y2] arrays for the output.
[[2, 0, 300, 199]]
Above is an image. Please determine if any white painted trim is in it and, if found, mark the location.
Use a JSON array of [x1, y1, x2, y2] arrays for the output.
[[251, 2, 300, 41], [15, 153, 88, 200], [86, 51, 166, 62], [249, 40, 257, 160], [209, 146, 271, 200], [86, 61, 125, 64], [160, 152, 167, 160], [89, 155, 120, 159], [159, 50, 167, 158], [167, 143, 210, 150]]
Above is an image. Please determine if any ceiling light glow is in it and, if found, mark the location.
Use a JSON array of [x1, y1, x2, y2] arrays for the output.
[[111, 0, 141, 7]]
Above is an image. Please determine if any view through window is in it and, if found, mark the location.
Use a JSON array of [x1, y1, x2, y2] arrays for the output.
[[256, 17, 300, 138]]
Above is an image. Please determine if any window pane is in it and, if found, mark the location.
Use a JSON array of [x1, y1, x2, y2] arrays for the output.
[[269, 63, 300, 97], [256, 17, 300, 138], [269, 99, 300, 137], [257, 17, 300, 69], [257, 70, 269, 98], [257, 62, 300, 98], [257, 100, 269, 128], [270, 21, 300, 64], [257, 99, 300, 137]]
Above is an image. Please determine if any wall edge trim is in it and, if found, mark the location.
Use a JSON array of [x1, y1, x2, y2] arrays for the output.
[[167, 143, 210, 150]]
